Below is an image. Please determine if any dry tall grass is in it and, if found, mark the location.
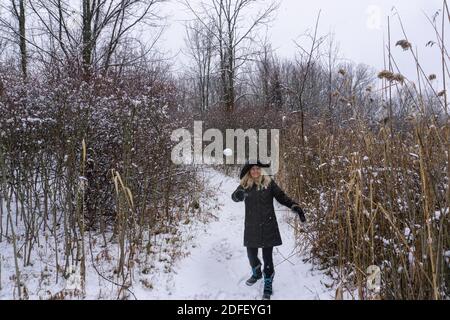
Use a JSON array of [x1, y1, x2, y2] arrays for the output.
[[280, 115, 449, 299], [279, 8, 449, 298]]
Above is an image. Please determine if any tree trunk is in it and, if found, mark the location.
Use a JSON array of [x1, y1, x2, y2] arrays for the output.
[[82, 0, 92, 78]]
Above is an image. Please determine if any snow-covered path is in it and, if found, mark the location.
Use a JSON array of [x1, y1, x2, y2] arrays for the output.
[[145, 169, 334, 300]]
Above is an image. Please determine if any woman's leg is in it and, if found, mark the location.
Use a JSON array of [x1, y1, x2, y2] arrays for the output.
[[262, 247, 274, 276], [261, 247, 275, 299], [246, 247, 263, 286], [246, 247, 261, 268]]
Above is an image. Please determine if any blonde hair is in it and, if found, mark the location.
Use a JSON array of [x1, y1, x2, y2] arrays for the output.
[[240, 171, 272, 190]]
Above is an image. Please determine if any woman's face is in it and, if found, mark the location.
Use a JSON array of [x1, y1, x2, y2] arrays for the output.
[[250, 166, 261, 179]]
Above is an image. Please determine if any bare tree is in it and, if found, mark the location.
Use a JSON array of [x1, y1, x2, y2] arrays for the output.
[[324, 33, 340, 129], [292, 10, 326, 144], [247, 41, 283, 110], [0, 0, 27, 78], [82, 0, 93, 77], [20, 0, 166, 76], [185, 19, 215, 115], [182, 0, 279, 113]]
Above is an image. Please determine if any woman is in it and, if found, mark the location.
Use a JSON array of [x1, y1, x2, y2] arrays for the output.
[[231, 161, 306, 300]]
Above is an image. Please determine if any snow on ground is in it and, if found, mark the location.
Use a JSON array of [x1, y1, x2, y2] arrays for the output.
[[0, 168, 335, 300], [141, 169, 335, 300]]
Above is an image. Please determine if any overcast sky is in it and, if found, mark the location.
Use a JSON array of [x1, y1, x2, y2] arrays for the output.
[[158, 0, 446, 86]]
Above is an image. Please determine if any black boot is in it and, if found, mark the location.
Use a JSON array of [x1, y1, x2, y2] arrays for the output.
[[262, 272, 274, 300], [245, 264, 262, 286]]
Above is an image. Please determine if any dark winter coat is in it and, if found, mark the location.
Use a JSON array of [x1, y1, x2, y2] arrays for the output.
[[231, 180, 298, 248]]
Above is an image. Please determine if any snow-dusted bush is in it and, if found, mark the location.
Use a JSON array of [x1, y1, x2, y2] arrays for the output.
[[0, 63, 204, 298]]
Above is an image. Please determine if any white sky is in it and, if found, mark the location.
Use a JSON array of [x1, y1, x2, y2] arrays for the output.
[[159, 0, 446, 86]]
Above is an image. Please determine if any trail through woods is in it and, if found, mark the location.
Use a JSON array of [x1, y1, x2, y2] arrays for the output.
[[0, 169, 335, 300], [144, 169, 334, 300]]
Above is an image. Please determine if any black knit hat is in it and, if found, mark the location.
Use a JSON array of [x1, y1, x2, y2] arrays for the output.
[[239, 160, 271, 179]]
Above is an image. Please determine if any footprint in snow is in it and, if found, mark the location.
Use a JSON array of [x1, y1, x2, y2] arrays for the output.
[[209, 238, 233, 261]]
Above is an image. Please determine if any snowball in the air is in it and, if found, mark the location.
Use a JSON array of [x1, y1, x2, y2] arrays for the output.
[[223, 148, 233, 157]]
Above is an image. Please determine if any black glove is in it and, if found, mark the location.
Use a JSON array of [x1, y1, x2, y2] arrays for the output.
[[292, 205, 306, 223], [232, 188, 248, 202]]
